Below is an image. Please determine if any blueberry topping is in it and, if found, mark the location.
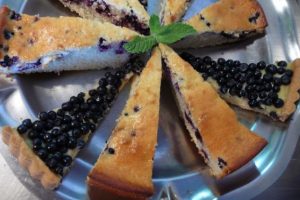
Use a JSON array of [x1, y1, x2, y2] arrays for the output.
[[46, 157, 58, 169], [62, 155, 72, 167], [281, 75, 291, 85], [274, 98, 284, 108], [17, 124, 27, 134], [67, 138, 77, 149], [277, 61, 287, 67]]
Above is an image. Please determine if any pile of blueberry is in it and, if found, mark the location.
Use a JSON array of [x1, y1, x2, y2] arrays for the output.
[[180, 52, 293, 109], [16, 58, 144, 175]]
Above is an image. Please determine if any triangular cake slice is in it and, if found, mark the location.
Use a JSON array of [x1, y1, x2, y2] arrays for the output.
[[160, 0, 191, 25], [0, 6, 138, 74], [58, 0, 149, 34], [1, 58, 144, 189], [159, 44, 267, 178], [173, 0, 268, 48], [180, 52, 300, 121], [87, 48, 162, 199]]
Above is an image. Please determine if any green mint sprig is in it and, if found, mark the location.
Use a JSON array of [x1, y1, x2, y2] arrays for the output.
[[124, 15, 196, 54]]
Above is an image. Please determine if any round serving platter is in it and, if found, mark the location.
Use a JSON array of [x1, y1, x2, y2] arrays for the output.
[[0, 0, 300, 199]]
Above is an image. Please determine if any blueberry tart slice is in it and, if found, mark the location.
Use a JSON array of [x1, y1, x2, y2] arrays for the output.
[[160, 44, 267, 178], [181, 53, 300, 122], [87, 48, 162, 199], [1, 59, 144, 189], [160, 0, 191, 25], [174, 0, 268, 48], [58, 0, 150, 35], [0, 6, 139, 74]]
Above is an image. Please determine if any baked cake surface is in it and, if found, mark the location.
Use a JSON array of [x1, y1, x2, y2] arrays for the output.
[[180, 53, 300, 122], [87, 48, 162, 200], [160, 0, 191, 25], [174, 0, 268, 48], [58, 0, 150, 34], [0, 6, 139, 74], [160, 44, 267, 178]]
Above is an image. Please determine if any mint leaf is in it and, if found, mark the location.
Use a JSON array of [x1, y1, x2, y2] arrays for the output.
[[124, 36, 156, 53], [124, 15, 197, 53], [156, 23, 197, 44], [149, 15, 161, 34]]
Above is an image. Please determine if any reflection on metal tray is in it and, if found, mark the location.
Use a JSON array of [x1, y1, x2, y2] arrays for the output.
[[0, 0, 300, 200]]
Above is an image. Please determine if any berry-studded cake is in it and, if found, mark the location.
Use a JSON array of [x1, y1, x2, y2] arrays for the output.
[[181, 52, 300, 121], [58, 0, 150, 35], [160, 0, 191, 25], [87, 48, 162, 199], [174, 0, 268, 48], [0, 6, 139, 74], [1, 58, 145, 189], [160, 44, 267, 178]]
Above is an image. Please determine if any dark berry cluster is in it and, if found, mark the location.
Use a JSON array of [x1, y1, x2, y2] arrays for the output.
[[16, 58, 144, 175], [181, 52, 292, 109]]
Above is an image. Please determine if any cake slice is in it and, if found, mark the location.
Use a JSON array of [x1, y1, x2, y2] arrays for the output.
[[159, 44, 267, 178], [173, 0, 268, 48], [0, 6, 139, 74], [87, 48, 162, 199], [181, 52, 300, 122], [160, 0, 191, 25], [1, 58, 144, 189], [58, 0, 150, 35]]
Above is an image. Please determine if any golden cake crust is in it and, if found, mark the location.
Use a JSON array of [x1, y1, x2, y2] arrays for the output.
[[1, 126, 61, 189], [186, 0, 268, 33], [0, 6, 138, 61], [160, 44, 267, 178], [160, 0, 190, 25], [87, 48, 162, 199]]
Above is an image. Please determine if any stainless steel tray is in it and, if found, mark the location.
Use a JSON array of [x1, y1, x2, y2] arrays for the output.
[[0, 0, 300, 199]]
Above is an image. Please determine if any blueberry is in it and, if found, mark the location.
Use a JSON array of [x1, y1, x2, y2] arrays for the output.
[[220, 86, 229, 94], [62, 155, 72, 167], [203, 56, 212, 64], [238, 90, 246, 97], [36, 148, 48, 160], [255, 85, 264, 92], [259, 91, 267, 99], [217, 77, 227, 85], [277, 61, 287, 67], [285, 70, 293, 77], [202, 73, 209, 80], [51, 128, 61, 137], [38, 112, 48, 121], [53, 152, 63, 161], [43, 133, 52, 143], [248, 100, 259, 108], [17, 124, 27, 134], [45, 121, 54, 130], [264, 98, 273, 106], [77, 92, 85, 99], [239, 63, 248, 72], [89, 123, 96, 132], [33, 121, 43, 131], [105, 94, 114, 103], [247, 77, 256, 84], [254, 70, 262, 79], [57, 109, 65, 117], [81, 123, 90, 134], [61, 124, 71, 132], [266, 64, 277, 74], [89, 89, 98, 97], [109, 86, 118, 95], [223, 65, 230, 72], [67, 138, 77, 149], [277, 67, 286, 74], [54, 119, 62, 126], [236, 83, 243, 90], [257, 61, 266, 69], [248, 93, 258, 100], [28, 131, 38, 139], [72, 129, 82, 138], [96, 86, 107, 95], [227, 79, 236, 88], [245, 85, 255, 93], [229, 88, 238, 96], [80, 103, 89, 111], [263, 73, 273, 82], [46, 157, 58, 169], [273, 77, 282, 86], [22, 119, 33, 128], [248, 63, 257, 71], [226, 59, 234, 67], [62, 102, 72, 111], [264, 83, 272, 91], [281, 75, 291, 85], [69, 96, 79, 104], [217, 58, 226, 65], [59, 147, 68, 154], [57, 135, 67, 146], [115, 70, 125, 79], [77, 139, 86, 149], [274, 98, 284, 108], [63, 115, 72, 124], [46, 143, 57, 153], [233, 60, 241, 67], [54, 165, 64, 176], [108, 148, 115, 154]]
